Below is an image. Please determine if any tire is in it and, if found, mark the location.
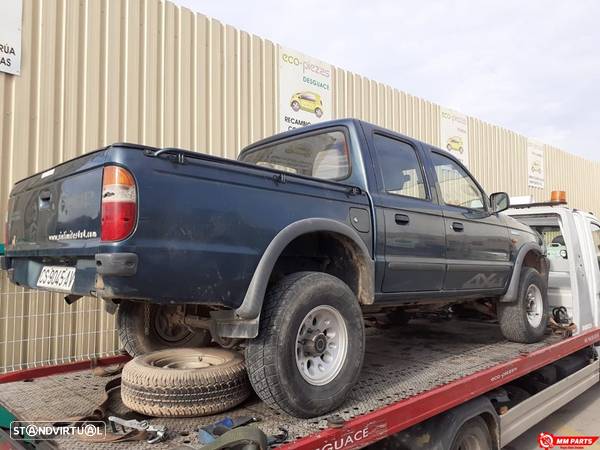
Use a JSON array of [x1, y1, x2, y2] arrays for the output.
[[291, 100, 300, 111], [498, 267, 549, 343], [315, 107, 323, 118], [121, 348, 250, 417], [246, 272, 365, 418], [450, 417, 492, 450], [117, 301, 211, 356]]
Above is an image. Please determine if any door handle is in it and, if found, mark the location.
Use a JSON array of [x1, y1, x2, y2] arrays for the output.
[[451, 222, 464, 232], [39, 190, 52, 202], [395, 214, 410, 225], [39, 190, 52, 208]]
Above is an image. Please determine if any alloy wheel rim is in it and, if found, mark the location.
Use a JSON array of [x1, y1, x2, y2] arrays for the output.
[[295, 305, 348, 386], [525, 284, 543, 328]]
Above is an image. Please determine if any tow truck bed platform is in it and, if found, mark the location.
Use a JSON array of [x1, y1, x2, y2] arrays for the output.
[[1, 319, 598, 449]]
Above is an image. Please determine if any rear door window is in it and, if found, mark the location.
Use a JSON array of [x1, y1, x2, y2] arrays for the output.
[[373, 134, 427, 200]]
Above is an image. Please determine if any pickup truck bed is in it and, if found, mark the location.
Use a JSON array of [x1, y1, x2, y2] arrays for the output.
[[3, 319, 596, 450]]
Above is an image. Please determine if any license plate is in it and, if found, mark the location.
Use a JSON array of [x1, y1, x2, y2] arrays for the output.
[[37, 266, 76, 291]]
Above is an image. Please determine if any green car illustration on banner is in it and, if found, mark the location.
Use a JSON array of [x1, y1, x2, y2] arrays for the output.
[[446, 136, 464, 154], [290, 91, 324, 118]]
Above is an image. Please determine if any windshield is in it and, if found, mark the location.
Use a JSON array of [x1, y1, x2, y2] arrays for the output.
[[239, 130, 350, 181]]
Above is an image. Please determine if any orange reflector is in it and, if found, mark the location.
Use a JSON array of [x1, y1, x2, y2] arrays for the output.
[[551, 190, 567, 204], [102, 165, 135, 187]]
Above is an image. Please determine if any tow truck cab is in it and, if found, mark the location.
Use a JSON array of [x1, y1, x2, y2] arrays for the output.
[[507, 203, 600, 332]]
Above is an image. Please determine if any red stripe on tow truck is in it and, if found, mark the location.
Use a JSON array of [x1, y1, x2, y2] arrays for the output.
[[0, 354, 130, 384], [282, 328, 600, 450]]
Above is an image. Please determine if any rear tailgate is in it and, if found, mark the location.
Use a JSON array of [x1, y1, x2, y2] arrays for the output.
[[3, 150, 109, 295], [6, 151, 107, 256]]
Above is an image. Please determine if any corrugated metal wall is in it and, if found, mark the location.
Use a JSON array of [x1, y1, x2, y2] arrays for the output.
[[1, 0, 599, 372]]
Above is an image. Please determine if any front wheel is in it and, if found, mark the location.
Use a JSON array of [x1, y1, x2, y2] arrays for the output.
[[314, 107, 323, 118], [246, 272, 365, 418], [498, 267, 549, 343], [117, 301, 211, 356]]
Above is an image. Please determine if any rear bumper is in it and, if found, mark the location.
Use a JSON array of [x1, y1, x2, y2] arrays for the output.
[[95, 253, 138, 276], [3, 249, 245, 307], [3, 253, 138, 298]]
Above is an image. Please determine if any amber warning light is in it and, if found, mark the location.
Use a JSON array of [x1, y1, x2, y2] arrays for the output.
[[550, 191, 567, 204]]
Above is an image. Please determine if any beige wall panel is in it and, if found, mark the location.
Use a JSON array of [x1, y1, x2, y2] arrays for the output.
[[1, 0, 600, 372]]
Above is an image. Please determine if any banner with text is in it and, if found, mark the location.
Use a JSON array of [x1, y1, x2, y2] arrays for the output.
[[440, 107, 469, 167], [0, 0, 22, 75], [527, 139, 545, 189], [278, 47, 332, 132]]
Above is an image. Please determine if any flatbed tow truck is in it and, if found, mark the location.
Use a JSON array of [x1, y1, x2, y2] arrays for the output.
[[1, 200, 599, 450]]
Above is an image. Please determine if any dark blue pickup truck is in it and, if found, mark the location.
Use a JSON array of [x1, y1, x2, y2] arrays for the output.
[[1, 119, 548, 417]]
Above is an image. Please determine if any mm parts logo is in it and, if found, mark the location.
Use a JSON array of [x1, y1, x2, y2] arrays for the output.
[[538, 432, 599, 450]]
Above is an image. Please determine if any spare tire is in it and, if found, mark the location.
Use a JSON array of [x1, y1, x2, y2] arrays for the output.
[[121, 348, 251, 417]]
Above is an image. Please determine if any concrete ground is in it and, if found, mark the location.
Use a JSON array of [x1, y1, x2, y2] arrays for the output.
[[504, 382, 600, 449]]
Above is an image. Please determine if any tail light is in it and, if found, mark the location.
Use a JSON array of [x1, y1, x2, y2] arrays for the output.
[[101, 166, 137, 241]]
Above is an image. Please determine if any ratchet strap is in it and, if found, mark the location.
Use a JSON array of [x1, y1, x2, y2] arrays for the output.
[[52, 376, 150, 443], [53, 376, 123, 427], [90, 360, 127, 377], [174, 426, 268, 450], [77, 429, 149, 443]]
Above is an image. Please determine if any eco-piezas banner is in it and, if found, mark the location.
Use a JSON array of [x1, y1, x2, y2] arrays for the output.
[[440, 107, 469, 167], [527, 139, 545, 189], [278, 47, 332, 132]]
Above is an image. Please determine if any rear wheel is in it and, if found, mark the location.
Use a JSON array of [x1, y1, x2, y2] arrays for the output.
[[315, 107, 323, 118], [246, 272, 365, 418], [450, 417, 492, 450], [117, 301, 211, 356], [498, 267, 549, 343]]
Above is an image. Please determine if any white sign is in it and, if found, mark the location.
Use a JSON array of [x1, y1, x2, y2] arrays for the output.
[[440, 107, 469, 166], [527, 139, 545, 189], [0, 0, 23, 75], [278, 46, 332, 132]]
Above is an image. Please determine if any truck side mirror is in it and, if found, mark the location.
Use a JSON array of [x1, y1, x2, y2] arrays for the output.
[[490, 192, 510, 213]]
